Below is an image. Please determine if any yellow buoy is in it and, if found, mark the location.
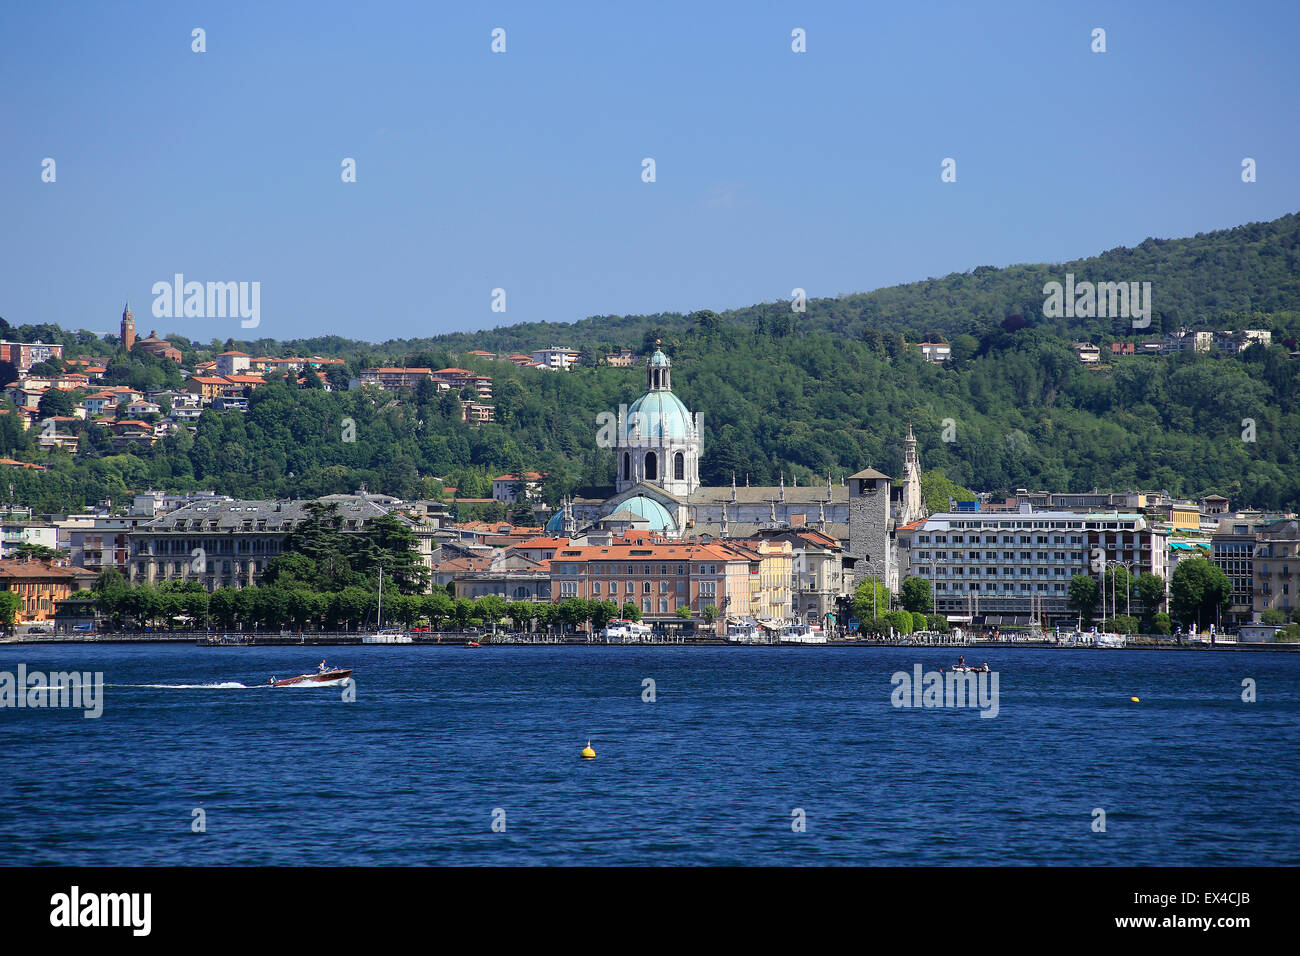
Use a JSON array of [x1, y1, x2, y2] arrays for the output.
[[581, 741, 596, 759], [1130, 696, 1140, 702]]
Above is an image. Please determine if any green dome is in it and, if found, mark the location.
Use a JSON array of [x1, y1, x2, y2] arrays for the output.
[[627, 390, 693, 439], [612, 496, 676, 532], [648, 348, 671, 367], [544, 509, 565, 533]]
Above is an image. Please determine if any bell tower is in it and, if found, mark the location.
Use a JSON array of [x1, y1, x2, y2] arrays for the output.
[[121, 301, 136, 352]]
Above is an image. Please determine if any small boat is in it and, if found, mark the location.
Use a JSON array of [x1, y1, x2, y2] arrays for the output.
[[269, 668, 352, 687], [778, 624, 827, 645], [465, 641, 481, 648]]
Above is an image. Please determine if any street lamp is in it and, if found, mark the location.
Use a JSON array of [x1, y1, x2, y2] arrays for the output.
[[1104, 559, 1138, 626]]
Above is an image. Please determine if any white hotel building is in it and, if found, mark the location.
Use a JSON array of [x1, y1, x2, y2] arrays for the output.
[[897, 508, 1168, 627]]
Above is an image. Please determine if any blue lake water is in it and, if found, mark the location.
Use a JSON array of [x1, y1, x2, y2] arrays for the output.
[[1, 644, 1296, 866]]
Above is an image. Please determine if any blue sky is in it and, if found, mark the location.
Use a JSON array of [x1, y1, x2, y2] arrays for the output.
[[2, 0, 1297, 343]]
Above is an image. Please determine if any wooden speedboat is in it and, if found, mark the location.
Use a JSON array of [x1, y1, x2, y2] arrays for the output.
[[269, 668, 352, 687]]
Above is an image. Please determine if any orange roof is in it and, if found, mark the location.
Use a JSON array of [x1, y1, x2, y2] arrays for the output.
[[218, 350, 250, 356], [512, 537, 571, 549], [550, 541, 744, 562], [0, 559, 86, 580]]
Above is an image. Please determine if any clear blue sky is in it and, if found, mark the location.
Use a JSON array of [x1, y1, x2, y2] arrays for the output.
[[3, 0, 1297, 343]]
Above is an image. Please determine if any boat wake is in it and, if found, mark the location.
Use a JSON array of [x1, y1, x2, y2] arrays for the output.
[[125, 681, 251, 689], [275, 677, 350, 688]]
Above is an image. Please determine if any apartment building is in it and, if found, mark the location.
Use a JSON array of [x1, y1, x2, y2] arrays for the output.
[[214, 351, 252, 376], [358, 367, 434, 391], [432, 368, 493, 400], [1253, 519, 1300, 621], [899, 508, 1167, 626], [529, 347, 581, 371]]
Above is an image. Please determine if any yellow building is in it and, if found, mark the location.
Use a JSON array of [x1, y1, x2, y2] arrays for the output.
[[727, 539, 794, 623]]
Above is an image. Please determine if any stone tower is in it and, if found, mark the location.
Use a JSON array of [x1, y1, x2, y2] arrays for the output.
[[120, 302, 136, 352], [848, 467, 891, 585]]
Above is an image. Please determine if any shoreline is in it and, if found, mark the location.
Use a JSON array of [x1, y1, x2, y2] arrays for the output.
[[2, 634, 1297, 652]]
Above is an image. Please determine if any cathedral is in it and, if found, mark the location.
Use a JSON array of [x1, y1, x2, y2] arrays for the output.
[[547, 346, 926, 587]]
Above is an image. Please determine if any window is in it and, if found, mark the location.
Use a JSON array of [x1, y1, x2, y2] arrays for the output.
[[674, 452, 684, 481], [643, 581, 651, 594], [592, 582, 601, 595], [659, 598, 669, 613], [645, 451, 658, 480]]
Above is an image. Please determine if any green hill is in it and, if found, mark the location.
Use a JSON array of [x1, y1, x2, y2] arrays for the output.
[[3, 211, 1299, 514]]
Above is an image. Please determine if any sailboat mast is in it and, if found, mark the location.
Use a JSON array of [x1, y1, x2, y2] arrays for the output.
[[378, 566, 383, 629]]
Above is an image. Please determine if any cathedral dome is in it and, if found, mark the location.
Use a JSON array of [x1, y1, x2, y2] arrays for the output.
[[544, 509, 564, 533], [626, 390, 693, 439], [611, 496, 676, 532]]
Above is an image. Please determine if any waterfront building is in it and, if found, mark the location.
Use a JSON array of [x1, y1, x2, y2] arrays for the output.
[[1210, 514, 1296, 626], [746, 528, 850, 625], [722, 538, 794, 624], [127, 494, 412, 590], [450, 550, 552, 601], [898, 508, 1167, 627], [0, 557, 97, 623], [548, 538, 750, 634], [1252, 519, 1300, 622]]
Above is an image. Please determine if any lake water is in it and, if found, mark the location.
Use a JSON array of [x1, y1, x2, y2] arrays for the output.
[[1, 644, 1296, 866]]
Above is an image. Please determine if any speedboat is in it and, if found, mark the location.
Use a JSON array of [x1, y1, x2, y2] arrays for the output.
[[465, 641, 481, 648], [269, 668, 352, 687]]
